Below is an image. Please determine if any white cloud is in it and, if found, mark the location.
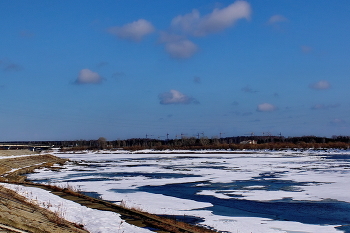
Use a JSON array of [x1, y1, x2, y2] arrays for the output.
[[257, 103, 277, 112], [76, 69, 103, 84], [171, 9, 201, 35], [171, 1, 251, 37], [159, 32, 198, 59], [267, 14, 288, 24], [309, 80, 331, 90], [165, 39, 198, 59], [108, 19, 155, 42], [159, 89, 198, 105]]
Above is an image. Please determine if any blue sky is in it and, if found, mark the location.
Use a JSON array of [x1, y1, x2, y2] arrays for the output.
[[1, 0, 349, 141]]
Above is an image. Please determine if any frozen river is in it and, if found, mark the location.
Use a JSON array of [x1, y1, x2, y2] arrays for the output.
[[27, 150, 350, 233]]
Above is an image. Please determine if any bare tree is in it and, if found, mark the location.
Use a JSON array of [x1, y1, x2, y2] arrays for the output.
[[97, 137, 107, 150], [199, 137, 209, 146]]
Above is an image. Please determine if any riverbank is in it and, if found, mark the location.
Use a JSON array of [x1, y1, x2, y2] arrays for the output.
[[0, 150, 216, 233], [0, 184, 88, 233], [0, 150, 87, 232]]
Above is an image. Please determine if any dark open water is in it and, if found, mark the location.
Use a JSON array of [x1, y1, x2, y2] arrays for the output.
[[30, 152, 350, 232]]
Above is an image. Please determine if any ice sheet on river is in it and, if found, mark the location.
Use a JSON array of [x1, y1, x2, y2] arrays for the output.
[[27, 150, 350, 232]]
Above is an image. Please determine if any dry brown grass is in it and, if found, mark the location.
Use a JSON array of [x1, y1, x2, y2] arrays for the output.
[[0, 185, 87, 232], [0, 154, 67, 183], [0, 149, 37, 157], [117, 199, 215, 233]]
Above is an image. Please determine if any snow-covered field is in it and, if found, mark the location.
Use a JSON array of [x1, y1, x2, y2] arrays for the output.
[[17, 150, 350, 232]]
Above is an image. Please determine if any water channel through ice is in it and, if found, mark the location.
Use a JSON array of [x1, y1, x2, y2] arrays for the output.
[[23, 149, 350, 232]]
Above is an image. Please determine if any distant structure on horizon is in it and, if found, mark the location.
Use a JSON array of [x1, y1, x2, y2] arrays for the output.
[[240, 140, 257, 145]]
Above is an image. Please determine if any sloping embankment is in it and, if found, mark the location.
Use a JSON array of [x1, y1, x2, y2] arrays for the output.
[[0, 153, 68, 183], [0, 151, 87, 233], [0, 185, 88, 233]]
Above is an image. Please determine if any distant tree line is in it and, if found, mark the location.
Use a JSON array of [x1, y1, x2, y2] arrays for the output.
[[5, 135, 348, 151]]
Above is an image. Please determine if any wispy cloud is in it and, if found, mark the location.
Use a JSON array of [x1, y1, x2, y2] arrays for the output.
[[241, 86, 258, 93], [193, 76, 201, 84], [311, 104, 324, 110], [19, 30, 35, 38], [301, 46, 327, 57], [301, 45, 313, 54], [111, 71, 125, 78], [159, 32, 198, 59], [231, 101, 239, 106], [311, 103, 340, 110], [267, 14, 289, 31], [309, 80, 331, 90], [75, 69, 103, 84], [108, 19, 155, 42], [171, 1, 251, 37], [1, 59, 23, 72], [267, 14, 288, 24], [96, 62, 109, 68], [257, 103, 277, 112], [158, 114, 173, 122], [3, 63, 23, 72], [330, 118, 346, 126], [242, 112, 252, 116], [159, 89, 198, 105]]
